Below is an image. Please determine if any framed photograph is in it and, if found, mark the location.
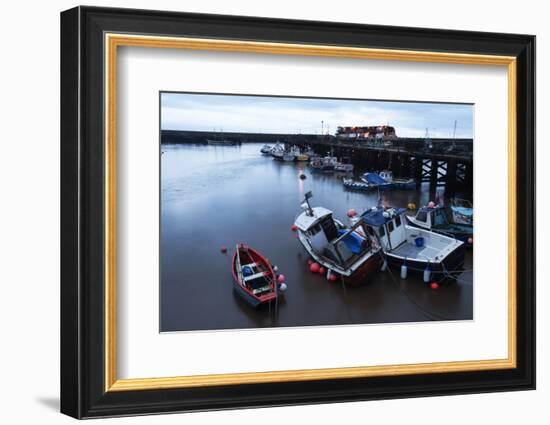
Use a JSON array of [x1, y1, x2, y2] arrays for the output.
[[60, 6, 535, 419]]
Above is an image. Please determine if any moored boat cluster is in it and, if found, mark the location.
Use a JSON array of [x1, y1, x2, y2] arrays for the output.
[[294, 191, 472, 286], [227, 144, 473, 310], [229, 189, 473, 310]]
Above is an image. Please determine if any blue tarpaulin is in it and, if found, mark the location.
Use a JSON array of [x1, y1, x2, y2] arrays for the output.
[[337, 229, 364, 254], [363, 173, 388, 185]]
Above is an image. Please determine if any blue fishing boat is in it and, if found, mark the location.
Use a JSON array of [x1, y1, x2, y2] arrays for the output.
[[361, 170, 416, 190], [406, 205, 473, 246], [293, 192, 382, 285]]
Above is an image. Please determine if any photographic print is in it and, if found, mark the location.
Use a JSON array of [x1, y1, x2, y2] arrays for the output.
[[160, 92, 474, 332]]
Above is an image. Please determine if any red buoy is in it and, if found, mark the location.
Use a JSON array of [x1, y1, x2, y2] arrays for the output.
[[467, 237, 473, 245], [220, 245, 227, 253], [310, 263, 320, 273], [329, 274, 338, 282], [277, 274, 286, 283], [318, 266, 326, 275], [347, 208, 357, 218], [307, 259, 313, 266], [291, 224, 298, 231], [430, 282, 439, 290]]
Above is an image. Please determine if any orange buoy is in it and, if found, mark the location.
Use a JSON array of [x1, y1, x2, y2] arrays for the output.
[[220, 245, 227, 253], [430, 282, 439, 290], [310, 263, 320, 273]]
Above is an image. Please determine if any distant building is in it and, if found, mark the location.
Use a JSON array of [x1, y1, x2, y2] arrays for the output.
[[336, 125, 397, 141]]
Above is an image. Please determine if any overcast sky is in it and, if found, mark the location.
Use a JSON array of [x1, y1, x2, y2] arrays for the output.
[[161, 92, 473, 138]]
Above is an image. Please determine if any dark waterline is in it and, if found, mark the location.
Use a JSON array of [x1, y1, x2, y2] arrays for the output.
[[160, 143, 473, 332]]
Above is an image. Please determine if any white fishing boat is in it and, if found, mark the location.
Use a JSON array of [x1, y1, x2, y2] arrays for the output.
[[283, 152, 296, 162], [321, 154, 338, 172], [271, 142, 285, 161], [360, 205, 465, 281], [294, 149, 310, 162], [334, 157, 354, 172], [294, 192, 382, 285], [310, 153, 337, 172], [260, 145, 272, 154]]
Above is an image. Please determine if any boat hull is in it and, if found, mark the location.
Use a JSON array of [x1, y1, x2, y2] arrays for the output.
[[231, 244, 277, 308], [297, 231, 382, 286], [341, 254, 383, 286], [385, 243, 466, 282], [232, 281, 263, 308], [343, 179, 372, 191]]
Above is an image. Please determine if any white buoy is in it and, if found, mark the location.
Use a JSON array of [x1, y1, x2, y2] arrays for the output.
[[400, 264, 408, 279], [423, 267, 431, 283], [381, 260, 388, 272], [273, 265, 278, 272], [279, 283, 287, 292]]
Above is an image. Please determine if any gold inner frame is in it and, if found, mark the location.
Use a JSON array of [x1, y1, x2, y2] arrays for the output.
[[104, 33, 517, 392]]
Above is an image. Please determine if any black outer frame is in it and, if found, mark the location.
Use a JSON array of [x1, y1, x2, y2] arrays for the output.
[[60, 6, 535, 419]]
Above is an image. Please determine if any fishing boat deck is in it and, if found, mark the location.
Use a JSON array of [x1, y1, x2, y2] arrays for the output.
[[391, 241, 441, 261]]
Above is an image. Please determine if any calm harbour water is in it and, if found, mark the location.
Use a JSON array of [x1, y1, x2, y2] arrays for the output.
[[160, 143, 472, 332]]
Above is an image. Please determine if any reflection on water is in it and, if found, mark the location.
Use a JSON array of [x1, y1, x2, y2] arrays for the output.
[[161, 143, 472, 332]]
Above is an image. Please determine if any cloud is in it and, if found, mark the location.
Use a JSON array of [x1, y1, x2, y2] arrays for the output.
[[161, 92, 473, 138]]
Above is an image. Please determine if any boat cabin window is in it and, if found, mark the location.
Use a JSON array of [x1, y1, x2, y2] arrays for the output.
[[433, 209, 449, 226], [365, 225, 375, 237], [378, 225, 386, 237], [395, 215, 402, 227], [387, 221, 395, 233], [308, 223, 322, 237], [416, 210, 428, 222]]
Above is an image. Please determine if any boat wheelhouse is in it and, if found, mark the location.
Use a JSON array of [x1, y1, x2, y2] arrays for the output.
[[294, 192, 382, 285], [449, 197, 474, 225], [361, 206, 465, 281], [406, 205, 473, 246]]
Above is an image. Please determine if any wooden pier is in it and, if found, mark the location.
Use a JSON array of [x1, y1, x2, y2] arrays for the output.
[[302, 137, 473, 195], [161, 130, 473, 195]]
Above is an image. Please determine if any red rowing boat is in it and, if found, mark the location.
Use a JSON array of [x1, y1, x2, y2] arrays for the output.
[[231, 244, 277, 308]]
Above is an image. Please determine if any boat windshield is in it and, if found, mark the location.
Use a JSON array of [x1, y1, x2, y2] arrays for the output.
[[433, 208, 451, 226], [332, 229, 371, 266]]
